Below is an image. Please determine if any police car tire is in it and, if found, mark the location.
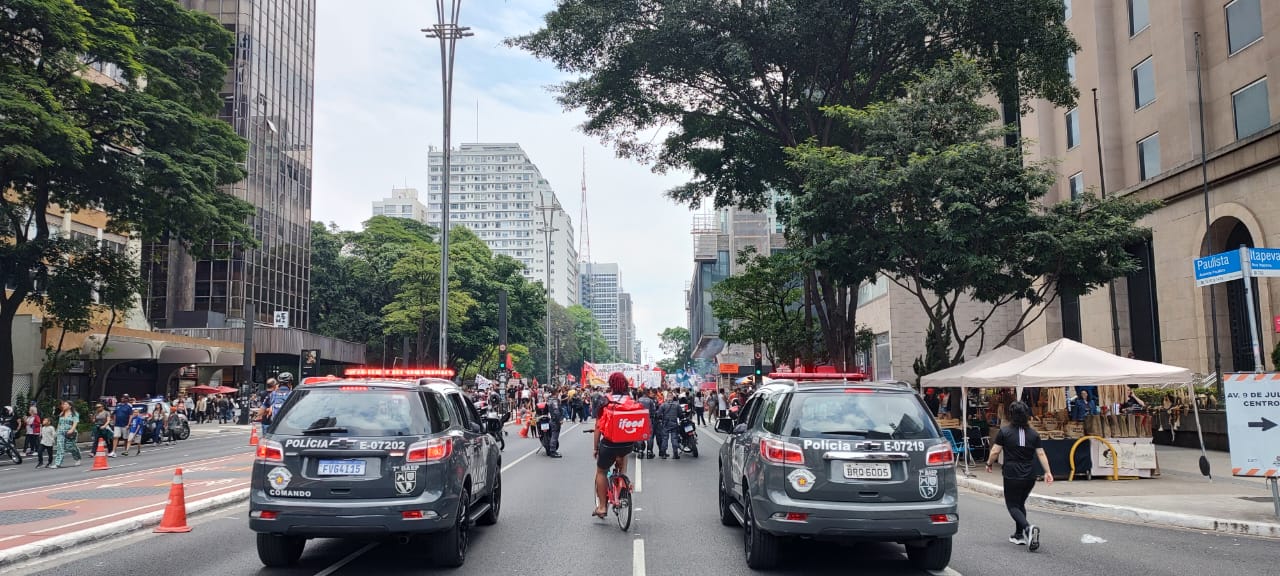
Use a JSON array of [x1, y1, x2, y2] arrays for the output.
[[907, 537, 952, 571], [256, 533, 304, 567], [431, 489, 469, 567], [477, 473, 500, 526], [717, 471, 737, 527], [743, 487, 779, 569]]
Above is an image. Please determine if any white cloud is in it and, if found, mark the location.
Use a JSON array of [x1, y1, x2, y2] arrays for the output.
[[314, 0, 694, 358]]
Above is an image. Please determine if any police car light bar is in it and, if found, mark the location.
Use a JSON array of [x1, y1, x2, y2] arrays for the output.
[[768, 372, 869, 381], [344, 368, 456, 378]]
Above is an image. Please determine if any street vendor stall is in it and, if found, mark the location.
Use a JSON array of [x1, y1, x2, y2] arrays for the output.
[[950, 339, 1203, 479]]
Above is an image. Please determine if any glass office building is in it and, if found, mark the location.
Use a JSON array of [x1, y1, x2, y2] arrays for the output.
[[144, 0, 316, 329]]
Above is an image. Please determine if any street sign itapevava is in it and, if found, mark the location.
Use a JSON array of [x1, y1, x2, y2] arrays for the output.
[[1224, 375, 1280, 477], [1248, 247, 1280, 277]]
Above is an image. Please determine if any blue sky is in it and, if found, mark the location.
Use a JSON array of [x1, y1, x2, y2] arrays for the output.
[[312, 1, 695, 361]]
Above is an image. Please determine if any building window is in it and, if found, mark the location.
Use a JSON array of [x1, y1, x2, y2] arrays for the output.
[[1227, 0, 1263, 55], [1233, 78, 1270, 140], [1066, 108, 1081, 149], [1132, 57, 1155, 109], [1069, 172, 1084, 200], [1138, 133, 1161, 181], [1128, 0, 1149, 36], [873, 333, 892, 381], [1067, 54, 1076, 84]]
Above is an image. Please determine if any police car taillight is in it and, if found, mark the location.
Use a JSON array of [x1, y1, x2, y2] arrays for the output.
[[406, 437, 452, 463], [760, 438, 805, 465], [256, 439, 284, 464], [926, 443, 954, 466]]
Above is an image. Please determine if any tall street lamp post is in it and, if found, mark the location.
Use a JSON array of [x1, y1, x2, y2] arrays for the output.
[[423, 1, 471, 369], [537, 191, 560, 388]]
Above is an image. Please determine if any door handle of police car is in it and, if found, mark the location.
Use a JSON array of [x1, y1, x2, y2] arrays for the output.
[[821, 451, 910, 461]]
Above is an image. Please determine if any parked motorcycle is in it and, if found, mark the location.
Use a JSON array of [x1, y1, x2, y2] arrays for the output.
[[677, 403, 699, 458], [0, 424, 20, 465], [534, 402, 553, 454], [478, 399, 510, 451]]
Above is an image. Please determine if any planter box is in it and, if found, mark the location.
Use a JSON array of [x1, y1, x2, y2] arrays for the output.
[[1150, 409, 1229, 451]]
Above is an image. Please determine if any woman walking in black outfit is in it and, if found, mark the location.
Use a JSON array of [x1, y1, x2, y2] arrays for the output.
[[986, 401, 1053, 551]]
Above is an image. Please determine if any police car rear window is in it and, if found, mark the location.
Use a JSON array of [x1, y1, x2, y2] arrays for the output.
[[781, 392, 937, 440], [272, 388, 434, 437]]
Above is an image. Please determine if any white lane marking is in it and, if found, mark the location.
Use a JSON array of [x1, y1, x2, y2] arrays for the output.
[[929, 568, 963, 576], [500, 422, 578, 473], [632, 538, 646, 576], [633, 454, 642, 493], [314, 542, 379, 576], [0, 534, 23, 543]]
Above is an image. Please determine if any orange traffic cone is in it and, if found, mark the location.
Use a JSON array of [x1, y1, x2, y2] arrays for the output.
[[91, 439, 110, 471], [248, 423, 259, 446], [154, 468, 192, 533], [519, 417, 529, 438]]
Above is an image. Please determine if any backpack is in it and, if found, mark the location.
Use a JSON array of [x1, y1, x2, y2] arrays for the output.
[[597, 397, 652, 443]]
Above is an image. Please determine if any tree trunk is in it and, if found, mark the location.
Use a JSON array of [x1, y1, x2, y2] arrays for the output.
[[0, 302, 19, 404]]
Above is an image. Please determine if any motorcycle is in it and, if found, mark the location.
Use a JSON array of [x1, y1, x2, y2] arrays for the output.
[[677, 403, 699, 458], [0, 423, 21, 465], [534, 402, 553, 454], [478, 399, 510, 451]]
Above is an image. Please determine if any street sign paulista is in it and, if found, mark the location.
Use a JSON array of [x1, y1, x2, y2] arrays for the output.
[[1193, 250, 1242, 286], [1224, 374, 1280, 477]]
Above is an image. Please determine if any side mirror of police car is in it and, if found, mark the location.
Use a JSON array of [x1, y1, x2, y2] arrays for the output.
[[732, 423, 749, 435]]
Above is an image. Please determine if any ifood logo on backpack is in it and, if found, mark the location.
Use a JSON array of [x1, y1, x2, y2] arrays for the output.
[[619, 418, 646, 435]]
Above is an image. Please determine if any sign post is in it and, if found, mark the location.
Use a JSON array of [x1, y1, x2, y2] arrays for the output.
[[1192, 246, 1280, 372], [1238, 246, 1264, 372], [1223, 373, 1280, 518]]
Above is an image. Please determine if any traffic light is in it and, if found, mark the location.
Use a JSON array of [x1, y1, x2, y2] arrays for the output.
[[753, 348, 763, 378], [498, 344, 509, 370]]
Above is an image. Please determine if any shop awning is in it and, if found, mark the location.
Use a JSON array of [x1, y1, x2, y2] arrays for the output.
[[65, 326, 243, 366]]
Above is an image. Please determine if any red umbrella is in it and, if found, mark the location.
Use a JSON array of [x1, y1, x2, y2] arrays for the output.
[[187, 385, 220, 395], [215, 386, 238, 394]]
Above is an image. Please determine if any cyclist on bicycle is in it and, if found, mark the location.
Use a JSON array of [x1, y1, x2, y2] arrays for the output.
[[592, 372, 649, 518]]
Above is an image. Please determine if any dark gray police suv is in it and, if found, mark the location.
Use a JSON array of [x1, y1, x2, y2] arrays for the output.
[[250, 374, 501, 567], [717, 376, 958, 571]]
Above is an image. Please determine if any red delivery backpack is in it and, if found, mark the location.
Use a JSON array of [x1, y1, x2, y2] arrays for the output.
[[598, 397, 652, 443]]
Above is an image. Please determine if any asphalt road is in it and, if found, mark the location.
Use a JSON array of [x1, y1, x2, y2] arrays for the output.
[[6, 423, 1276, 576], [0, 424, 253, 493]]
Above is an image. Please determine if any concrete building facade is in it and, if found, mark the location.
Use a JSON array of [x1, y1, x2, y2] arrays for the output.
[[581, 263, 623, 355], [372, 187, 429, 224], [426, 143, 578, 306], [860, 0, 1280, 381], [618, 292, 635, 363]]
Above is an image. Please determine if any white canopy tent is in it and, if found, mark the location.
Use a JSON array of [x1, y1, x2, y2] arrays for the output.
[[943, 338, 1205, 477], [919, 346, 1024, 389]]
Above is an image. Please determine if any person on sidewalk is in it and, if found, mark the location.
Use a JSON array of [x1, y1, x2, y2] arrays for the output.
[[123, 407, 146, 456], [111, 396, 132, 455], [50, 401, 82, 469], [35, 416, 55, 468], [23, 405, 40, 456], [986, 401, 1053, 551]]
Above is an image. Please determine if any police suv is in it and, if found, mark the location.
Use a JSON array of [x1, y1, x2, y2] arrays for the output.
[[250, 369, 501, 567], [716, 374, 957, 570]]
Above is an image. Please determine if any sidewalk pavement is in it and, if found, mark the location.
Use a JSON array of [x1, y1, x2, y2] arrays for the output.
[[0, 452, 252, 569], [959, 445, 1280, 538]]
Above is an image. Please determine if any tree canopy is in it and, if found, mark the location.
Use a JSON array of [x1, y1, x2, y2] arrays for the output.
[[788, 57, 1159, 366], [512, 0, 1079, 368], [656, 326, 691, 374], [709, 248, 814, 368], [1, 0, 256, 399]]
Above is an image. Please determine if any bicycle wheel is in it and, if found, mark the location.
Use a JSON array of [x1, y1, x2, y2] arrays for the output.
[[614, 486, 632, 531]]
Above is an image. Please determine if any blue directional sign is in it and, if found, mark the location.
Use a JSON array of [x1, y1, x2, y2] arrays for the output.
[[1194, 250, 1242, 287], [1248, 247, 1280, 278]]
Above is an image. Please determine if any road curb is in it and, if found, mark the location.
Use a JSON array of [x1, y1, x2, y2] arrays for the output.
[[957, 476, 1280, 539], [0, 488, 250, 571]]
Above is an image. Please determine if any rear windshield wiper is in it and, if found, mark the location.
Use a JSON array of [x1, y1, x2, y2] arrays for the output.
[[820, 429, 870, 436], [301, 426, 349, 435]]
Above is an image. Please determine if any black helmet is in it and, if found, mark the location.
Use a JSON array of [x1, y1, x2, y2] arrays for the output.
[[277, 372, 295, 385]]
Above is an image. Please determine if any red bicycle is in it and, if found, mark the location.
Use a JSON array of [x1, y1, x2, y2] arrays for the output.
[[604, 464, 633, 531]]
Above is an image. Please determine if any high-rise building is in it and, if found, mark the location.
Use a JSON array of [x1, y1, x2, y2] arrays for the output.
[[1016, 0, 1279, 374], [426, 143, 578, 306], [687, 200, 787, 370], [857, 0, 1280, 381], [372, 187, 428, 224], [618, 292, 635, 362], [145, 0, 317, 330], [581, 263, 622, 355]]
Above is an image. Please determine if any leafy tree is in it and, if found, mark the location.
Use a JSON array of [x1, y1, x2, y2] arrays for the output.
[[789, 57, 1159, 365], [0, 0, 255, 400], [709, 248, 813, 368], [511, 0, 1077, 368], [566, 304, 612, 365], [656, 326, 691, 374]]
